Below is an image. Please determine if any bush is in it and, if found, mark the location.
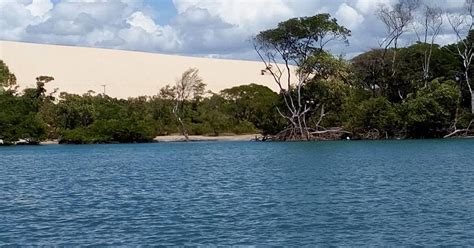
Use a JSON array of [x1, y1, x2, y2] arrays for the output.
[[232, 121, 257, 134], [402, 79, 460, 138], [59, 119, 155, 144], [343, 96, 400, 138]]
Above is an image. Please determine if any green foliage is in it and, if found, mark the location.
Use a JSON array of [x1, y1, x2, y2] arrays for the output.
[[256, 13, 350, 64], [351, 49, 387, 95], [0, 90, 47, 144], [0, 60, 16, 90], [302, 79, 350, 128], [54, 93, 157, 144], [220, 84, 283, 134], [343, 95, 400, 138], [402, 79, 460, 138], [351, 44, 460, 103], [31, 82, 275, 143], [60, 119, 155, 144]]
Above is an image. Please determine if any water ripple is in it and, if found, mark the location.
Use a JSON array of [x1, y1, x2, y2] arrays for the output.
[[0, 140, 473, 245]]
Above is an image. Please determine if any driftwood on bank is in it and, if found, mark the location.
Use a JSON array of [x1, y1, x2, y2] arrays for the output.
[[258, 127, 351, 141], [444, 120, 474, 138]]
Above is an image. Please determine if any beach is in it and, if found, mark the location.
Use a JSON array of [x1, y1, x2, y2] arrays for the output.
[[37, 134, 260, 144], [154, 134, 259, 142]]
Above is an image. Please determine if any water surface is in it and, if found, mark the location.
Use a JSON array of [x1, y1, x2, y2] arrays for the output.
[[1, 140, 473, 245]]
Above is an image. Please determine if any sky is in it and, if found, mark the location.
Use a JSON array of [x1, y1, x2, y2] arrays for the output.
[[0, 0, 470, 60]]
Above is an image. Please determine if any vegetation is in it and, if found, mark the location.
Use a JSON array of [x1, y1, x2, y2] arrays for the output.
[[250, 0, 473, 140], [159, 68, 206, 141], [253, 13, 350, 140], [0, 0, 473, 144], [0, 62, 264, 144]]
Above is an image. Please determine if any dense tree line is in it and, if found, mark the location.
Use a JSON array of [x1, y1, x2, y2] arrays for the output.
[[252, 0, 473, 140], [1, 61, 279, 144], [1, 1, 473, 144]]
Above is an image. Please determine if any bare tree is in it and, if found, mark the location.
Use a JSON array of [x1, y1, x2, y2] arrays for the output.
[[447, 0, 474, 114], [377, 0, 420, 78], [160, 68, 206, 141], [414, 5, 443, 83]]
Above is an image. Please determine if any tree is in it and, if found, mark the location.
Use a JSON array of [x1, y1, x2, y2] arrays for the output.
[[447, 0, 474, 113], [0, 60, 16, 91], [402, 79, 461, 138], [0, 87, 47, 144], [352, 48, 409, 101], [198, 95, 231, 136], [343, 96, 400, 139], [220, 83, 283, 135], [413, 5, 443, 83], [52, 93, 157, 144], [35, 76, 55, 99], [160, 68, 206, 141], [253, 13, 350, 140], [377, 0, 420, 99], [377, 0, 420, 62], [352, 49, 388, 96]]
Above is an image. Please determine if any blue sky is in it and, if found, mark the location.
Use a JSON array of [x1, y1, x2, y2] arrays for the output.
[[0, 0, 469, 60], [144, 0, 176, 25]]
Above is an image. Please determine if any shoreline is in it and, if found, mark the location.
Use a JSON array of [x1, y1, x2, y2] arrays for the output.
[[153, 134, 260, 142], [34, 134, 260, 145], [22, 134, 474, 145]]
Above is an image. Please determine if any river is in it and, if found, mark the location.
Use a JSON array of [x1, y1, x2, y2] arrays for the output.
[[1, 140, 473, 245]]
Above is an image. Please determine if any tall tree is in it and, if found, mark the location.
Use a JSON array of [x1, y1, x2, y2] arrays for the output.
[[413, 5, 443, 83], [377, 0, 420, 67], [352, 49, 388, 96], [377, 0, 420, 99], [160, 68, 206, 141], [253, 13, 350, 140], [447, 0, 474, 113]]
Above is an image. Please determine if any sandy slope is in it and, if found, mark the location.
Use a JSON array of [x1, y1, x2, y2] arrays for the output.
[[0, 41, 292, 98]]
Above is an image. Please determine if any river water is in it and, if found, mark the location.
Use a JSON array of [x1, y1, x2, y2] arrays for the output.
[[1, 140, 473, 245]]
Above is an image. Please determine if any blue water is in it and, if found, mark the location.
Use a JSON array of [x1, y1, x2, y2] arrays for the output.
[[0, 140, 473, 246]]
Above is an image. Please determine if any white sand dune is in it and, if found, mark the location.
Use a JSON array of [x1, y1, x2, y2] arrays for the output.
[[0, 41, 291, 98]]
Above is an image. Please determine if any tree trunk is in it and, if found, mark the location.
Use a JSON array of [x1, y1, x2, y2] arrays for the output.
[[466, 69, 473, 114], [177, 116, 189, 141], [471, 91, 474, 114], [173, 102, 189, 141]]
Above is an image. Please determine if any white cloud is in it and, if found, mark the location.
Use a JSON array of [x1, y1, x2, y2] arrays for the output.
[[355, 0, 392, 14], [436, 33, 459, 46], [173, 0, 295, 33], [0, 0, 466, 59], [336, 3, 364, 29], [127, 11, 158, 33], [26, 0, 53, 17]]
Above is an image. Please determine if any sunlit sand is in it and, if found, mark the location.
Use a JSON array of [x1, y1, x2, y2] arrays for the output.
[[0, 40, 288, 98]]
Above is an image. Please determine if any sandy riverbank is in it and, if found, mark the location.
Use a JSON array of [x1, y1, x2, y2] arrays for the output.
[[40, 140, 59, 145], [154, 134, 260, 142], [38, 135, 260, 144]]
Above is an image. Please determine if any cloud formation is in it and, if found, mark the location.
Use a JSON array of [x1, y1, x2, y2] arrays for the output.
[[0, 0, 469, 60]]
